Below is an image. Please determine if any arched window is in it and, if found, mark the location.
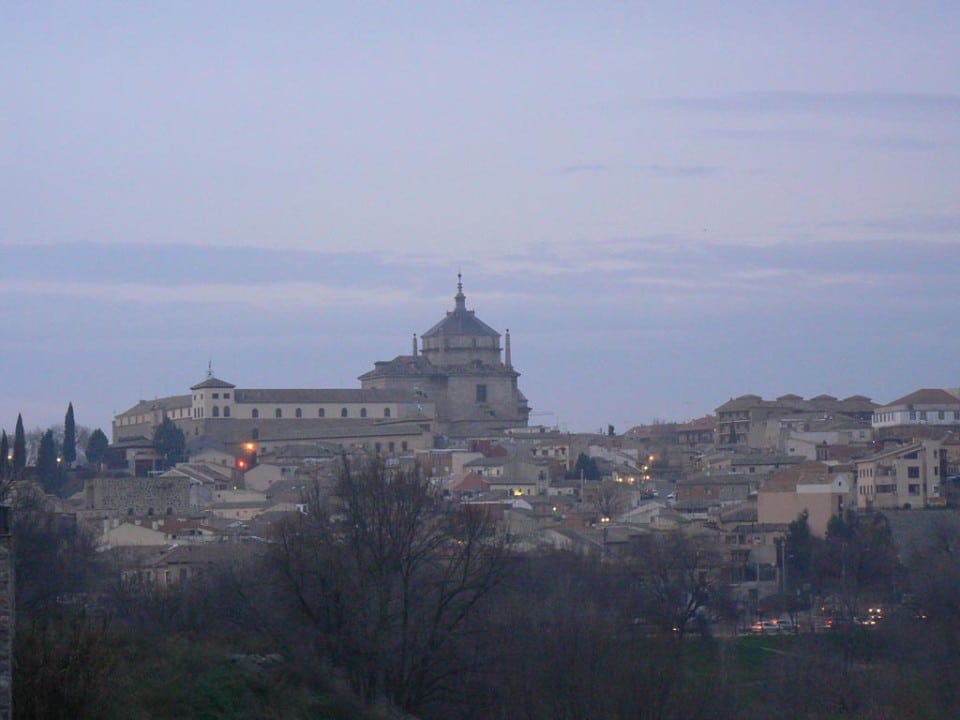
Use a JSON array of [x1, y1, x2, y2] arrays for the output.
[[341, 408, 348, 417], [384, 408, 391, 418], [252, 408, 259, 419], [318, 408, 325, 418], [275, 408, 282, 418], [251, 428, 259, 440], [212, 406, 220, 417], [166, 507, 173, 516], [147, 507, 154, 517], [295, 408, 302, 418], [223, 406, 231, 417], [360, 407, 367, 418]]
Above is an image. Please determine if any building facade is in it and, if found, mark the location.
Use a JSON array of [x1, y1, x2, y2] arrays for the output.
[[871, 388, 960, 429]]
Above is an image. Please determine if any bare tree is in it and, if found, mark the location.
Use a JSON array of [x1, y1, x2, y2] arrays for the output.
[[626, 530, 720, 643], [270, 456, 510, 716]]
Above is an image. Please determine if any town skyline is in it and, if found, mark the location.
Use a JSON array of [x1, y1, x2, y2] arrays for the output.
[[3, 3, 958, 434]]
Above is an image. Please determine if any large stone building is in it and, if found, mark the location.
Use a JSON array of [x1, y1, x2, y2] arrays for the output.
[[360, 276, 530, 439], [112, 277, 530, 464]]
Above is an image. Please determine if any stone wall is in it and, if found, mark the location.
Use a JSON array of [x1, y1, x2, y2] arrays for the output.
[[87, 476, 194, 518]]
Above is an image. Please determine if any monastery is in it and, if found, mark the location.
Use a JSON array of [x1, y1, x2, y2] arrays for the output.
[[112, 277, 530, 465]]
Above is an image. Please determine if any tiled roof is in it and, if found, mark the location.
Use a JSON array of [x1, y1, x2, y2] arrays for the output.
[[358, 355, 436, 380], [761, 461, 839, 492], [881, 388, 960, 408], [449, 471, 489, 492], [190, 376, 236, 390], [117, 395, 191, 417]]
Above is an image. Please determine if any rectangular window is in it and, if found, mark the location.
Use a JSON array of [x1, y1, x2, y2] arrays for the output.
[[212, 393, 219, 399], [908, 484, 920, 495], [223, 393, 230, 399], [907, 466, 920, 479], [476, 384, 487, 403]]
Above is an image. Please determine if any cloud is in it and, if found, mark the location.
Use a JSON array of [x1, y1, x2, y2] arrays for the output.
[[823, 214, 960, 236], [663, 91, 960, 118], [559, 163, 611, 175], [0, 279, 421, 311], [558, 163, 715, 178]]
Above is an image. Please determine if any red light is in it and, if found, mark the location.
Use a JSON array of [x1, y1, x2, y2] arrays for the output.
[[237, 459, 247, 470]]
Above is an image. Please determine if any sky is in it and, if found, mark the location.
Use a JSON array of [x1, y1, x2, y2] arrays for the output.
[[2, 1, 959, 437]]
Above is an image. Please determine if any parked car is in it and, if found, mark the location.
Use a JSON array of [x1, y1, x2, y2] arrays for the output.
[[750, 619, 781, 634], [775, 616, 798, 634]]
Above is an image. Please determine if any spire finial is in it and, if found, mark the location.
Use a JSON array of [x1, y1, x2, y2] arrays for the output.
[[454, 272, 466, 312], [207, 360, 213, 378]]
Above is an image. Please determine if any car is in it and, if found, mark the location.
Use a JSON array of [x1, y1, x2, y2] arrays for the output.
[[666, 492, 676, 501], [775, 617, 798, 634], [750, 619, 782, 634]]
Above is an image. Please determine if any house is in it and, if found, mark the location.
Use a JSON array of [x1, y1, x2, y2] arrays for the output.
[[871, 388, 960, 430], [716, 394, 878, 450], [121, 542, 261, 589], [854, 440, 946, 510], [244, 462, 297, 492], [676, 473, 762, 507], [446, 471, 489, 499], [757, 461, 853, 537]]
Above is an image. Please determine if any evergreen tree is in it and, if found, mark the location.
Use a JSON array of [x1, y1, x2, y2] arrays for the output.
[[0, 430, 7, 479], [85, 428, 109, 466], [13, 414, 26, 476], [152, 417, 185, 467], [62, 402, 77, 466], [37, 429, 61, 494], [574, 452, 601, 481]]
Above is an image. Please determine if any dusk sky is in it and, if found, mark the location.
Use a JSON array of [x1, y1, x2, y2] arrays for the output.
[[2, 2, 958, 437]]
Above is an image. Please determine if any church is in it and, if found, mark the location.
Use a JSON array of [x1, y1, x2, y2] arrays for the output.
[[112, 277, 530, 460], [360, 275, 530, 438]]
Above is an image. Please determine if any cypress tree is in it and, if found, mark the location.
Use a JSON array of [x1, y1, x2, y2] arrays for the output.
[[13, 414, 26, 476], [0, 430, 7, 478], [63, 402, 77, 466], [37, 429, 60, 494]]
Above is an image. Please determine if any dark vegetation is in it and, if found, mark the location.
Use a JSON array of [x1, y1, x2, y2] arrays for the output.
[[7, 448, 960, 718]]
